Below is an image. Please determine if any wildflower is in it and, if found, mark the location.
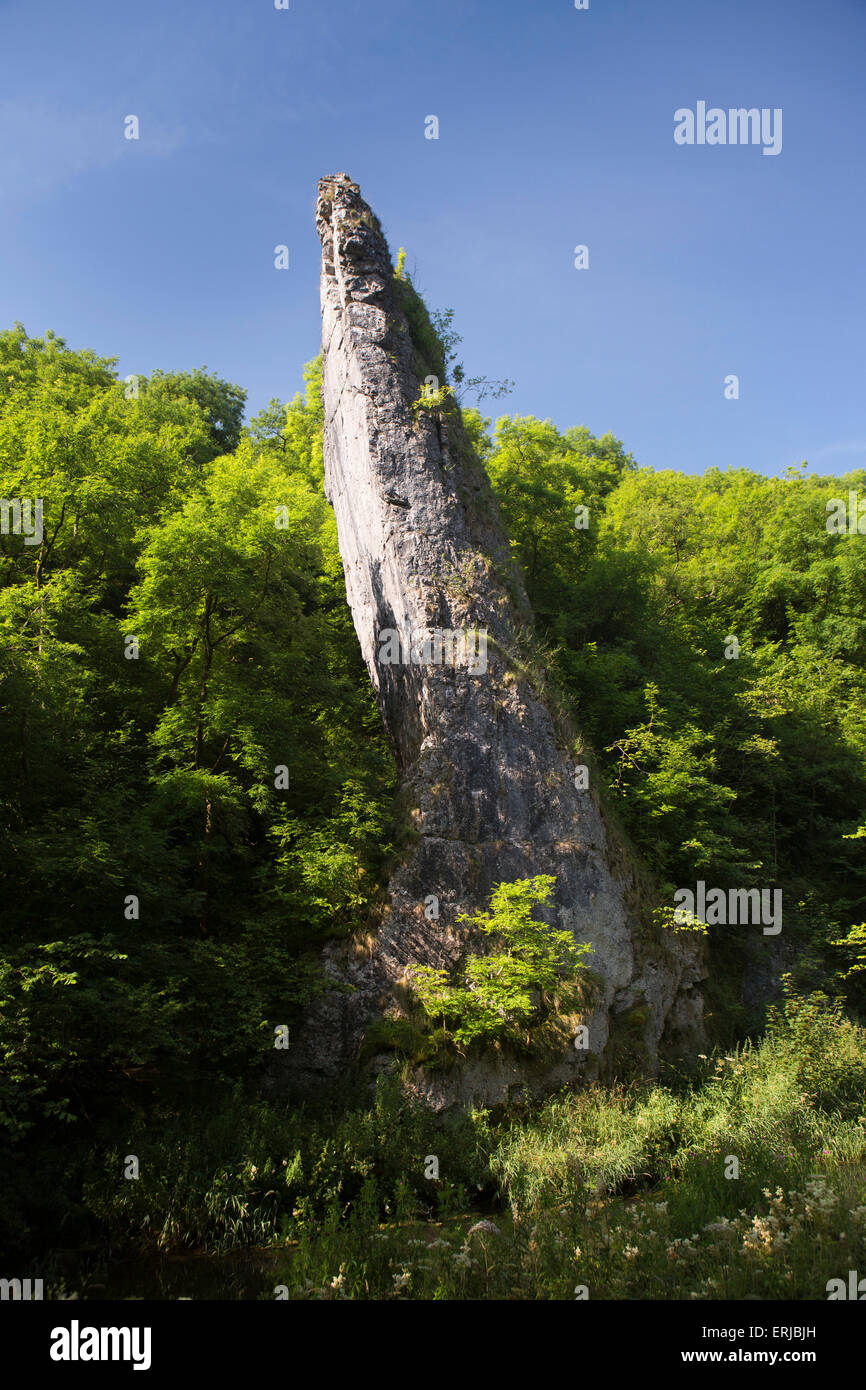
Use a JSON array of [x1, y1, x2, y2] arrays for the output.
[[704, 1218, 734, 1236], [392, 1269, 411, 1291], [624, 1245, 639, 1261], [467, 1220, 500, 1239]]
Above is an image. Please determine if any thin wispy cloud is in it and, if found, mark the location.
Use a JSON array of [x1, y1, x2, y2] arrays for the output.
[[809, 442, 866, 463], [0, 101, 186, 202]]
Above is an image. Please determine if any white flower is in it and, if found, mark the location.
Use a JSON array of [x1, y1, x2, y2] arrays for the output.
[[467, 1220, 500, 1239], [704, 1217, 734, 1236]]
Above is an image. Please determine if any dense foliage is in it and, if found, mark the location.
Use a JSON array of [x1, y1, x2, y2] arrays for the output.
[[0, 327, 393, 1251], [1, 311, 864, 1291], [477, 414, 866, 1029]]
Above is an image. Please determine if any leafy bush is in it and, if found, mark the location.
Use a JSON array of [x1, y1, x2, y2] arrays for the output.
[[411, 876, 591, 1049]]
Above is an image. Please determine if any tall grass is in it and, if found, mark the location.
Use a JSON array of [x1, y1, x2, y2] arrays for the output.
[[64, 989, 866, 1299]]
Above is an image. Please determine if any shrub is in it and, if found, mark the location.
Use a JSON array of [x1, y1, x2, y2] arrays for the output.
[[411, 876, 592, 1050]]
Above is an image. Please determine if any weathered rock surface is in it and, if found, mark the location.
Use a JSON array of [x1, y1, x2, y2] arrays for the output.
[[278, 173, 705, 1107]]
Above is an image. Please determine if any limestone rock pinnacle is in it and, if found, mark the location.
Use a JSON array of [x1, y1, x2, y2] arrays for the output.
[[280, 175, 704, 1106]]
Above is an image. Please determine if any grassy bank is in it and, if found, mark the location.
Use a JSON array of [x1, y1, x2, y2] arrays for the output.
[[26, 987, 865, 1300]]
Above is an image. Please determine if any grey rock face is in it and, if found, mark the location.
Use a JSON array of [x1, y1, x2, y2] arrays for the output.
[[280, 173, 704, 1106]]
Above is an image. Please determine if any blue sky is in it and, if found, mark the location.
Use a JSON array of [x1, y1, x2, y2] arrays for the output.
[[1, 0, 863, 477]]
